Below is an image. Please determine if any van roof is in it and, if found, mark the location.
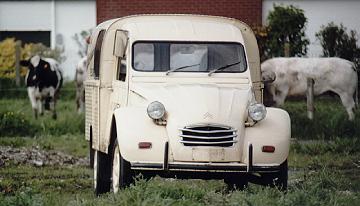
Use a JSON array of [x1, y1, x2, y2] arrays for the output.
[[98, 14, 251, 42]]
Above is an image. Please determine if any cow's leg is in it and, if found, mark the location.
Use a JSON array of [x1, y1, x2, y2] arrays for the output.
[[38, 98, 44, 116], [273, 86, 289, 106], [27, 87, 38, 119], [35, 88, 44, 116], [339, 93, 355, 121]]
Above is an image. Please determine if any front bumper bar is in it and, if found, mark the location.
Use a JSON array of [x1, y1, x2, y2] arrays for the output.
[[130, 142, 281, 173], [131, 163, 280, 173]]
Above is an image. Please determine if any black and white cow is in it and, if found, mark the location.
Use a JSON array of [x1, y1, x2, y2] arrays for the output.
[[21, 55, 63, 119]]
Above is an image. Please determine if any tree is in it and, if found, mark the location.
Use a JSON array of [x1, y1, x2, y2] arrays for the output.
[[315, 22, 360, 66], [265, 4, 309, 58]]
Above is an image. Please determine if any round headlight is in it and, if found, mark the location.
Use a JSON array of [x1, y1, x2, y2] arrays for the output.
[[248, 103, 267, 122], [147, 101, 165, 120]]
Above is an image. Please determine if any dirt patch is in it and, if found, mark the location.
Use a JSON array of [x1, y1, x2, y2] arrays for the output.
[[0, 146, 88, 167]]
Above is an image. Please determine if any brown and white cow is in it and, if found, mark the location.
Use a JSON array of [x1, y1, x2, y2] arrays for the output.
[[75, 57, 87, 113], [261, 57, 358, 120], [21, 55, 63, 119]]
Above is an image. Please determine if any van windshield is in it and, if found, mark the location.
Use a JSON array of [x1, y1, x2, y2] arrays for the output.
[[132, 42, 247, 74]]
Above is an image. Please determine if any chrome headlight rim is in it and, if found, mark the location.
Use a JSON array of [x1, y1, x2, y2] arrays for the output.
[[248, 103, 267, 122], [147, 101, 166, 120]]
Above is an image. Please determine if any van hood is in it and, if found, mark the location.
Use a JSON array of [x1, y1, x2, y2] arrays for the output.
[[130, 83, 253, 128]]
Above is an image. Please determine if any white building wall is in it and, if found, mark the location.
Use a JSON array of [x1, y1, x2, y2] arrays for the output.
[[263, 0, 360, 57], [55, 1, 96, 80], [0, 0, 96, 80], [0, 1, 52, 30]]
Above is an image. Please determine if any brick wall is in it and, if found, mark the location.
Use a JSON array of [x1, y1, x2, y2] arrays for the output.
[[96, 0, 262, 26]]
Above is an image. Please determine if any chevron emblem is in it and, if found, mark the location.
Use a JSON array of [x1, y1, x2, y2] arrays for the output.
[[203, 112, 214, 119]]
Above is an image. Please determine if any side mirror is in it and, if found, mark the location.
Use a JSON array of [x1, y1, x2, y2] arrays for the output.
[[114, 30, 128, 58]]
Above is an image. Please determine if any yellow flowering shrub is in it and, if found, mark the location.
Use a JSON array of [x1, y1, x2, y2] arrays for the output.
[[0, 38, 64, 79]]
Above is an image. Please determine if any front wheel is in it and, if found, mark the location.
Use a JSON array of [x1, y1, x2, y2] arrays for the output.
[[111, 141, 134, 193], [262, 159, 288, 190], [224, 174, 248, 190]]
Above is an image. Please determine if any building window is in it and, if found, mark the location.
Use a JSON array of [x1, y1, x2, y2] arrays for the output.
[[0, 31, 51, 46]]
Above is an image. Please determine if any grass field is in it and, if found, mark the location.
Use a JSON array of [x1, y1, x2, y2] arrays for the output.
[[0, 95, 359, 205]]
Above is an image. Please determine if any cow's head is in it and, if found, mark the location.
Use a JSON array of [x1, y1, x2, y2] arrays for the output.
[[20, 55, 51, 87], [260, 64, 277, 106], [261, 70, 276, 84]]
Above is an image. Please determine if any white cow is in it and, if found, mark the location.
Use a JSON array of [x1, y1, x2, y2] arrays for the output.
[[75, 57, 87, 113], [261, 57, 358, 120]]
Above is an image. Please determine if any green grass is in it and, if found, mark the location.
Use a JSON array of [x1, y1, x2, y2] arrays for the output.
[[0, 138, 359, 205], [0, 79, 76, 100], [283, 97, 360, 140], [1, 97, 360, 205], [0, 164, 359, 206], [0, 134, 88, 157], [0, 98, 84, 137]]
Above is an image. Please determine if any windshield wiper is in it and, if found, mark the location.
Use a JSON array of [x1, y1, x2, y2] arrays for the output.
[[166, 63, 200, 75], [208, 61, 241, 76]]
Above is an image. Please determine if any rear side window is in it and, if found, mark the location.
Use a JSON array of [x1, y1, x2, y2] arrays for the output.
[[94, 30, 105, 78]]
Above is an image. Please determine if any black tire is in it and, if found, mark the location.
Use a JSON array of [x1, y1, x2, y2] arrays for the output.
[[111, 140, 134, 193], [224, 174, 248, 190], [89, 135, 94, 168], [94, 150, 111, 196], [262, 159, 288, 190]]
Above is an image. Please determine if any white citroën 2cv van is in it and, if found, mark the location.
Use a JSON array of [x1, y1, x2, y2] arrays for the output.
[[85, 14, 291, 195]]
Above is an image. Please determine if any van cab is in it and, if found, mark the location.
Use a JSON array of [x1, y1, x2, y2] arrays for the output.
[[85, 14, 291, 195]]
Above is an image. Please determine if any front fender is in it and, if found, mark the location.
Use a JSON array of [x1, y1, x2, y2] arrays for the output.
[[113, 107, 168, 162], [242, 107, 291, 165]]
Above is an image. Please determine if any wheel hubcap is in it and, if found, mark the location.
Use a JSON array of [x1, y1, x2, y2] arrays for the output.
[[112, 144, 120, 193]]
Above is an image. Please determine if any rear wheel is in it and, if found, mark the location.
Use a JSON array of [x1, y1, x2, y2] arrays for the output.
[[111, 141, 134, 193], [94, 150, 111, 195]]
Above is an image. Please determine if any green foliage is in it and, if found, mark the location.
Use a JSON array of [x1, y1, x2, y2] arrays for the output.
[[22, 42, 66, 64], [315, 22, 360, 67], [0, 111, 36, 136], [0, 187, 43, 206], [253, 25, 270, 62], [265, 4, 309, 57]]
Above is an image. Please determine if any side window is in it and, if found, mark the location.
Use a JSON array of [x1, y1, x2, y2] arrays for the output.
[[117, 58, 127, 81], [94, 30, 105, 79], [133, 43, 154, 71]]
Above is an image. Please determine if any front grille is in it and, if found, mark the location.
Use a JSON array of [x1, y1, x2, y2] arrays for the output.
[[179, 124, 237, 147]]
